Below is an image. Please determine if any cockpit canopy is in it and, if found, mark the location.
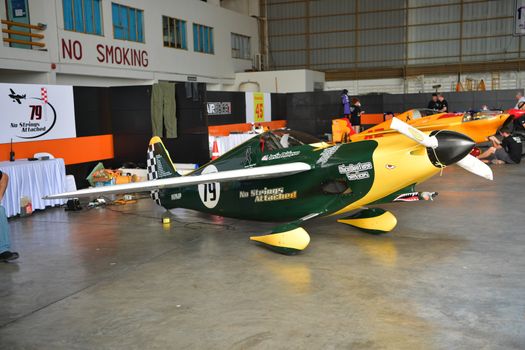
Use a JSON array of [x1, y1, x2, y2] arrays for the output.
[[260, 129, 322, 151], [409, 109, 439, 120], [462, 110, 502, 122]]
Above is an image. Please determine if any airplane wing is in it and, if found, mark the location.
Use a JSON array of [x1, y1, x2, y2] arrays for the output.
[[44, 162, 311, 200]]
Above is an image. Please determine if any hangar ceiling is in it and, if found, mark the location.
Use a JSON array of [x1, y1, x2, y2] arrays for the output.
[[263, 0, 525, 80]]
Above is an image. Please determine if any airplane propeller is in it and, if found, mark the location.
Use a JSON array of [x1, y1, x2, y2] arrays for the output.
[[390, 117, 493, 180]]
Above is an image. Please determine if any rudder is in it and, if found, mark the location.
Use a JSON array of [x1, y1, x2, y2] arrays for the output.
[[147, 136, 180, 205]]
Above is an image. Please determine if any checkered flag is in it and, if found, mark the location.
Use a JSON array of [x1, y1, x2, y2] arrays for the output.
[[41, 87, 48, 104], [41, 87, 48, 120], [146, 144, 162, 206]]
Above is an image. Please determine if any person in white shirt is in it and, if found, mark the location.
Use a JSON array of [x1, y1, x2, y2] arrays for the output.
[[514, 91, 525, 110]]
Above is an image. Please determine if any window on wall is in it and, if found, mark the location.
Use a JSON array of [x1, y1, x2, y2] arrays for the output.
[[162, 16, 187, 49], [231, 33, 251, 59], [193, 23, 214, 54], [112, 3, 144, 42], [63, 0, 103, 35]]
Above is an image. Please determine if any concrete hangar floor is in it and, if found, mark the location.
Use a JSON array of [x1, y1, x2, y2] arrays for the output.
[[0, 165, 524, 349]]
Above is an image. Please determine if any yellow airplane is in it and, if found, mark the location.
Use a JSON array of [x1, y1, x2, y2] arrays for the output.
[[351, 109, 511, 144]]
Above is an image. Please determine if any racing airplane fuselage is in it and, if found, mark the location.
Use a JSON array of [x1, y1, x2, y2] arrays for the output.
[[157, 134, 443, 222]]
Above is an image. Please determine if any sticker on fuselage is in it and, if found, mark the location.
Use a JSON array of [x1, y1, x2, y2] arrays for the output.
[[338, 162, 373, 181], [316, 145, 341, 167], [239, 187, 297, 202], [261, 150, 300, 161], [198, 165, 220, 208]]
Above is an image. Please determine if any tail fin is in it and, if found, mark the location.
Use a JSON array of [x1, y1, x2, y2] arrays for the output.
[[146, 136, 180, 181], [147, 137, 179, 206]]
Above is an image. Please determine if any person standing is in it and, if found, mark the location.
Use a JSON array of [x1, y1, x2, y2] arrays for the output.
[[0, 171, 19, 262], [341, 89, 351, 119], [514, 91, 525, 110], [427, 93, 440, 110], [350, 97, 362, 133], [437, 94, 448, 112]]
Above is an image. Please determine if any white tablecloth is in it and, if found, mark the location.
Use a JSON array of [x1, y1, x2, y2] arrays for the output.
[[210, 134, 257, 156], [0, 159, 67, 217]]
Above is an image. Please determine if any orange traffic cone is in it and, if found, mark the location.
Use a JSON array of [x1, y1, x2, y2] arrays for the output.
[[211, 139, 219, 160]]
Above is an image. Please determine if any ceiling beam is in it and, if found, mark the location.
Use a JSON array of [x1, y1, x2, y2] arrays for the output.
[[325, 60, 525, 81]]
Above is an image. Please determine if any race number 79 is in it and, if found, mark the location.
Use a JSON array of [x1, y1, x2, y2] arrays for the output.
[[29, 105, 42, 120]]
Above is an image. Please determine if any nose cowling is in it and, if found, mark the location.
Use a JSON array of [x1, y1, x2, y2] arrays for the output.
[[427, 130, 475, 167]]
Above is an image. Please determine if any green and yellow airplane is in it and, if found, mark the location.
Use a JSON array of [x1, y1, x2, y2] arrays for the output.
[[46, 118, 493, 254]]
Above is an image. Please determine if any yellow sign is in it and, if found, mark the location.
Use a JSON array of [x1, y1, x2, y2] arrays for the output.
[[253, 92, 264, 122]]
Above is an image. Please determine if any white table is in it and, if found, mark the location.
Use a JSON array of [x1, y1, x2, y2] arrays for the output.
[[210, 134, 257, 156], [0, 159, 67, 217]]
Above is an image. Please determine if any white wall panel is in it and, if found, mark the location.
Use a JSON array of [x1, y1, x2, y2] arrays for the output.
[[408, 5, 460, 25], [358, 11, 405, 29], [267, 2, 306, 19], [463, 0, 514, 19], [359, 0, 405, 12], [268, 19, 306, 36], [270, 36, 307, 51], [310, 47, 355, 65], [408, 23, 460, 41], [462, 19, 513, 37], [359, 45, 405, 62], [310, 15, 356, 32], [310, 32, 356, 49], [270, 51, 307, 67], [358, 28, 405, 45], [309, 0, 356, 16]]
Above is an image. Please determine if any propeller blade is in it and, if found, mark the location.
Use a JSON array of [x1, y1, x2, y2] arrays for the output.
[[390, 118, 492, 180], [390, 117, 438, 149], [456, 154, 493, 180]]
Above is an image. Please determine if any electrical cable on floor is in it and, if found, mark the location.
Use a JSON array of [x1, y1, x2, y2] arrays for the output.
[[84, 195, 236, 231]]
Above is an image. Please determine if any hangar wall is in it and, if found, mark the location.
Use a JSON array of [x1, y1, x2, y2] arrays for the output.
[[65, 83, 209, 188], [264, 0, 525, 93], [325, 71, 525, 95], [284, 89, 520, 137], [266, 0, 525, 71], [0, 0, 259, 86]]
